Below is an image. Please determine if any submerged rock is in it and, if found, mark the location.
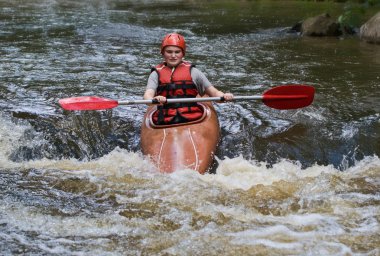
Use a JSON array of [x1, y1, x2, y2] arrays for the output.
[[360, 11, 380, 44]]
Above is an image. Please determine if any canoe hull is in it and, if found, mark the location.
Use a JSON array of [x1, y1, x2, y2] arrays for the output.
[[141, 102, 220, 174]]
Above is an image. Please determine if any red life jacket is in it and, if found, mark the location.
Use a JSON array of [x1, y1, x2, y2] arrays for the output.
[[152, 61, 203, 125]]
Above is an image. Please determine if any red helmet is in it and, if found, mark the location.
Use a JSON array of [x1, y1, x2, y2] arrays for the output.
[[161, 33, 186, 55]]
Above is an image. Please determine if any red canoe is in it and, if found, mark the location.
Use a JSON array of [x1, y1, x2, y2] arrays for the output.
[[140, 102, 220, 174]]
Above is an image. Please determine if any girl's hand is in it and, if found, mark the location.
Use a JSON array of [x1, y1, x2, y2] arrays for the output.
[[154, 95, 167, 104], [223, 93, 234, 101]]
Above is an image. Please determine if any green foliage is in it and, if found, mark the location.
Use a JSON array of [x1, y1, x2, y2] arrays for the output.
[[338, 0, 379, 30], [367, 0, 380, 6], [338, 2, 365, 28]]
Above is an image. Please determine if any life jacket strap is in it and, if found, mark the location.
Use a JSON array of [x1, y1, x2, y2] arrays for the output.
[[156, 83, 197, 95]]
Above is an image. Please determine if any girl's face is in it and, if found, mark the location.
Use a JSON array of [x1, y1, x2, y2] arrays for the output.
[[162, 46, 184, 67]]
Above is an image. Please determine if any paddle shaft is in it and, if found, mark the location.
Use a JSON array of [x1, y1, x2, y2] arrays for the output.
[[118, 95, 308, 105], [118, 96, 259, 105]]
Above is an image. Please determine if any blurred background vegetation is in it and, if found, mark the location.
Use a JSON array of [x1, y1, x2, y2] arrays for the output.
[[334, 0, 380, 30], [239, 0, 380, 31], [293, 0, 380, 27]]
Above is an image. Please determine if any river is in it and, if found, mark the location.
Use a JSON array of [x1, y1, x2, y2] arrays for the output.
[[0, 0, 379, 255]]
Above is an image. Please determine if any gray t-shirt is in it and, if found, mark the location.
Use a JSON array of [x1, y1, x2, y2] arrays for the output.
[[146, 67, 212, 96]]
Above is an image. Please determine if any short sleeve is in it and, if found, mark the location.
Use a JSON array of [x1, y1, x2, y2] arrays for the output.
[[146, 71, 159, 91], [191, 67, 212, 96]]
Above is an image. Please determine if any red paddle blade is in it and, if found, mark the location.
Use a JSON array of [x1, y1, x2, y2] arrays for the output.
[[59, 96, 118, 110], [263, 85, 315, 110]]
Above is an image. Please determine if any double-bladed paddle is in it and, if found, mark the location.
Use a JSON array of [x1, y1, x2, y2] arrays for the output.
[[59, 84, 315, 111]]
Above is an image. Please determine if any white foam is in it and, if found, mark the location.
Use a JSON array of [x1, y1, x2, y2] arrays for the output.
[[341, 122, 359, 139], [17, 147, 156, 180], [199, 156, 339, 190], [0, 115, 30, 168], [0, 199, 144, 255]]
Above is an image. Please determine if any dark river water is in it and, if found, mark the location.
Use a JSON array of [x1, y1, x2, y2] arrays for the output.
[[1, 0, 379, 255]]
